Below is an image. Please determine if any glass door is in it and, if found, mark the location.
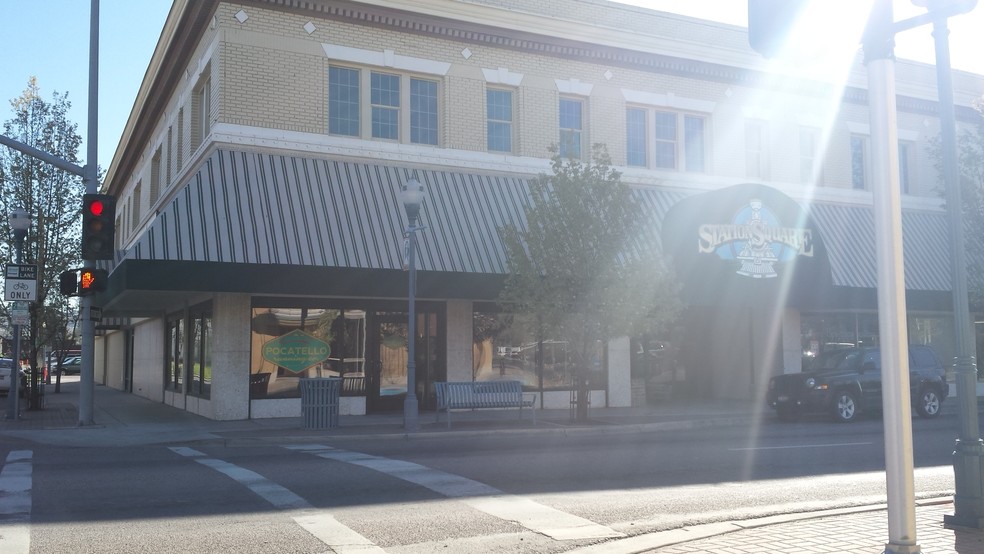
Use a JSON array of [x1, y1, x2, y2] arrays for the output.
[[367, 309, 445, 413]]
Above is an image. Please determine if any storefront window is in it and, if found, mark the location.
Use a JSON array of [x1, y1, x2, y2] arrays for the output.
[[472, 311, 606, 391], [802, 312, 956, 372], [188, 305, 212, 399], [165, 316, 183, 392]]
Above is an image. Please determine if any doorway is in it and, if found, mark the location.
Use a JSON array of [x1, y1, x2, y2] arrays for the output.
[[367, 310, 444, 413]]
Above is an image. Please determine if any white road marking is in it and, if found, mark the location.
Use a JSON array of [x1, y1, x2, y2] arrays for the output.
[[286, 444, 624, 541], [0, 450, 33, 554], [728, 441, 873, 451], [169, 446, 385, 553]]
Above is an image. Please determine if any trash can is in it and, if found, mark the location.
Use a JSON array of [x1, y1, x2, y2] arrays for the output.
[[300, 377, 341, 429]]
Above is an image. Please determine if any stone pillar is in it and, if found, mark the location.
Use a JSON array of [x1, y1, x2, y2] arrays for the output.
[[211, 293, 252, 420], [607, 336, 631, 407]]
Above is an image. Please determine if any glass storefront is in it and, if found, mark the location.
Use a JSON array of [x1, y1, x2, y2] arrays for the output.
[[800, 312, 955, 371], [249, 300, 444, 412], [472, 311, 607, 391]]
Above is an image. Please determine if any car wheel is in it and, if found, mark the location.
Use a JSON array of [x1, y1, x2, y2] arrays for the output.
[[776, 405, 799, 422], [832, 390, 860, 422], [915, 387, 942, 419]]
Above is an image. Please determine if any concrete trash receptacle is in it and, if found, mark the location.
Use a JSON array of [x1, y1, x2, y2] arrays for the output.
[[300, 377, 341, 429]]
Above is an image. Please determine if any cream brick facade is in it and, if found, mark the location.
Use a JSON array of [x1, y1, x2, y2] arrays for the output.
[[95, 0, 984, 420]]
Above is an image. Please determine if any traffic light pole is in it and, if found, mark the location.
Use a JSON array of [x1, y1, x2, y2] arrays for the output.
[[78, 0, 100, 427], [0, 1, 99, 424]]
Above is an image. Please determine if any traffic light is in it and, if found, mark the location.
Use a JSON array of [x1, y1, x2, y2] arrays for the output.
[[59, 270, 78, 296], [78, 267, 108, 296], [82, 193, 116, 260]]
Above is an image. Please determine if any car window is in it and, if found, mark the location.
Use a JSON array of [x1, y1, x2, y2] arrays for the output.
[[910, 347, 938, 369], [0, 359, 12, 369], [811, 349, 862, 371], [861, 350, 880, 369]]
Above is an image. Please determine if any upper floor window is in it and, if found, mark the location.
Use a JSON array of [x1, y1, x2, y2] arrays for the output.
[[192, 67, 211, 151], [329, 66, 360, 137], [799, 126, 821, 184], [851, 134, 869, 190], [626, 108, 647, 167], [626, 107, 705, 172], [559, 97, 584, 159], [898, 140, 914, 195], [371, 72, 400, 140], [150, 146, 162, 201], [487, 88, 514, 153], [745, 120, 768, 180], [329, 65, 440, 145]]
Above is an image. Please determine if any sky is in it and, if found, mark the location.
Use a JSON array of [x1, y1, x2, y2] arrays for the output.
[[0, 0, 981, 173]]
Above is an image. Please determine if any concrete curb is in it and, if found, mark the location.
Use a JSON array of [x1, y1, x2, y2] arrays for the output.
[[566, 497, 953, 554]]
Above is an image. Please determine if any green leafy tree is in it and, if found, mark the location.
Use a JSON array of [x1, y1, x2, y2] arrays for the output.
[[929, 101, 984, 310], [498, 145, 681, 421], [0, 77, 85, 380]]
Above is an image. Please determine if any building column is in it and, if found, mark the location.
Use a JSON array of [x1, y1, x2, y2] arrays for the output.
[[607, 336, 631, 407], [211, 293, 251, 420]]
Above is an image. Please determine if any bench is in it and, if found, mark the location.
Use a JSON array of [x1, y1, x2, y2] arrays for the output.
[[434, 380, 537, 428]]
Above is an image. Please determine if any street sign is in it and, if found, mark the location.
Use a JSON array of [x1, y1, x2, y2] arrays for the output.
[[10, 301, 29, 326], [4, 264, 38, 302], [89, 306, 103, 322]]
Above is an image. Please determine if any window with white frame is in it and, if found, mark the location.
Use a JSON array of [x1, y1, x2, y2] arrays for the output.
[[850, 134, 869, 190], [487, 88, 514, 153], [559, 97, 584, 159], [150, 146, 162, 202], [898, 140, 915, 195], [745, 120, 768, 180], [176, 107, 184, 171], [166, 126, 173, 189], [132, 180, 142, 229], [626, 108, 647, 167], [191, 67, 211, 151], [625, 107, 705, 171], [328, 65, 440, 145], [799, 126, 822, 184]]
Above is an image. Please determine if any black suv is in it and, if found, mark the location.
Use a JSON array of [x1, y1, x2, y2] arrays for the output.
[[767, 345, 947, 422]]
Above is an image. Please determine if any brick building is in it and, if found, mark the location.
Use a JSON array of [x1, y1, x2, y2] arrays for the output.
[[95, 0, 984, 420]]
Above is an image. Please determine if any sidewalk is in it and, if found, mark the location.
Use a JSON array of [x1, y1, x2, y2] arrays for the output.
[[2, 379, 983, 553]]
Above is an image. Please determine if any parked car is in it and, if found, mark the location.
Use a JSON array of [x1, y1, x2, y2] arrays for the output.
[[767, 345, 948, 422], [58, 356, 82, 375], [0, 358, 28, 397]]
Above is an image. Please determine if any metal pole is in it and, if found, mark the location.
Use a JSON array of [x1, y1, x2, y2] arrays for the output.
[[5, 233, 26, 420], [931, 15, 984, 530], [404, 222, 419, 431], [79, 0, 99, 426], [865, 2, 920, 552]]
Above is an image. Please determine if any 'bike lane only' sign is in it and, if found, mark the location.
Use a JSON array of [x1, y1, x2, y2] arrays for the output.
[[5, 264, 38, 302]]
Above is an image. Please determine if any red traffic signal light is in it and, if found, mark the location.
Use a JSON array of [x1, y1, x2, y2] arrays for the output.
[[78, 267, 108, 296], [82, 194, 116, 260]]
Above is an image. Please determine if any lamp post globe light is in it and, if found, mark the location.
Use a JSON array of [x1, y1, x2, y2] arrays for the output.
[[5, 207, 31, 420], [399, 178, 426, 431]]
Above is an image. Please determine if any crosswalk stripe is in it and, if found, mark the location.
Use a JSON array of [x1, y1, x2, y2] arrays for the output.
[[286, 444, 624, 541], [0, 450, 33, 554], [169, 446, 386, 553]]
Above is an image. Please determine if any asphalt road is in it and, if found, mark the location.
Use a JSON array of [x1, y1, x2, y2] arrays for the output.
[[0, 408, 966, 553]]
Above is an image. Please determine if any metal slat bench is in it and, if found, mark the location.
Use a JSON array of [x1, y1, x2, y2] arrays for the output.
[[434, 380, 537, 428]]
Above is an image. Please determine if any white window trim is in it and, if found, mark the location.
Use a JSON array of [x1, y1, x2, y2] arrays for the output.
[[555, 78, 593, 96], [482, 67, 524, 87], [323, 43, 450, 76], [621, 89, 716, 114]]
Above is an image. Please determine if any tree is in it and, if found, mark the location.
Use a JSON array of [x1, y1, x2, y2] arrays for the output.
[[497, 145, 681, 421], [0, 77, 85, 393], [929, 101, 984, 309]]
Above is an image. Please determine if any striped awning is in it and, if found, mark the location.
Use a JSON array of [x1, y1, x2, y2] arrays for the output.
[[123, 149, 954, 293], [809, 203, 951, 291]]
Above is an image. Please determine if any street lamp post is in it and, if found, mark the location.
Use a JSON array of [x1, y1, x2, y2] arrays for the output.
[[5, 207, 31, 421], [399, 178, 426, 432], [911, 0, 984, 530]]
